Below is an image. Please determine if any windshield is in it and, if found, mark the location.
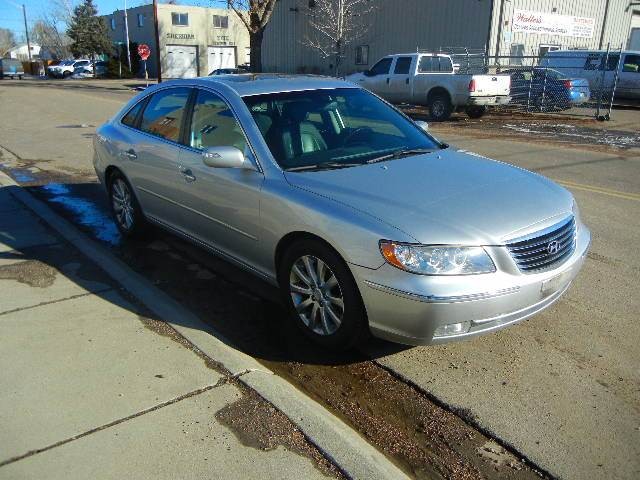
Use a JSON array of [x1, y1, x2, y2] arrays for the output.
[[243, 88, 440, 170]]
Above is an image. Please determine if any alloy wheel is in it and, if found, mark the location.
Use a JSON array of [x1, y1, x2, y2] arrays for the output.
[[289, 255, 344, 336], [111, 178, 134, 231]]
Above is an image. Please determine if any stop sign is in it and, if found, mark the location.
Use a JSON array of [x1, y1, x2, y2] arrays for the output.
[[137, 44, 151, 61]]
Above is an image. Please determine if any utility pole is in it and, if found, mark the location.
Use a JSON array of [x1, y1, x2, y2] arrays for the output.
[[123, 0, 132, 71], [153, 0, 161, 82], [22, 4, 32, 63]]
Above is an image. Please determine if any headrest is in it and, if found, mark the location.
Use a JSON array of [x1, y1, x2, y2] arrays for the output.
[[282, 101, 312, 123]]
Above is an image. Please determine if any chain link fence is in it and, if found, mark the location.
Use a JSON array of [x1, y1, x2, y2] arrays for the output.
[[438, 45, 640, 120]]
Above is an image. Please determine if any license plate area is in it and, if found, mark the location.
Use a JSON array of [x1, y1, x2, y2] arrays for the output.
[[541, 270, 571, 297]]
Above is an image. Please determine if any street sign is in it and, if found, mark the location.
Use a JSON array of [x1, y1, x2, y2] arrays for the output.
[[138, 44, 151, 61]]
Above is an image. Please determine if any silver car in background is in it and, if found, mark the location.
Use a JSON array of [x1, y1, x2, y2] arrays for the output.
[[93, 75, 590, 349]]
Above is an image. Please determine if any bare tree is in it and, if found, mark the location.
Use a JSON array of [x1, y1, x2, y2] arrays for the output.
[[301, 0, 376, 76], [226, 0, 278, 73], [31, 18, 72, 60], [0, 28, 16, 57]]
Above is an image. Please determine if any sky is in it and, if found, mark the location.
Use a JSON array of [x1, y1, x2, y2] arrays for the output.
[[0, 0, 229, 42]]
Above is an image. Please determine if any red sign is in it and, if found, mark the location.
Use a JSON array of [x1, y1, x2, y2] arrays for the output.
[[137, 44, 151, 61]]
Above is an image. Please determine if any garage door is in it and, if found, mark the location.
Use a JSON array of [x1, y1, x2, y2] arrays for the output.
[[165, 45, 198, 78], [207, 46, 236, 73]]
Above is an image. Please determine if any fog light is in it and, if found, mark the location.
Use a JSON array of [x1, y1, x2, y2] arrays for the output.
[[433, 321, 471, 337]]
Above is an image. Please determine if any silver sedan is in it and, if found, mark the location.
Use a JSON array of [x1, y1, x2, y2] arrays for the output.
[[93, 75, 590, 349]]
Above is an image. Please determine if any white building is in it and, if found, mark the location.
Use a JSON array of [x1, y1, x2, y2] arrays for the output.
[[103, 4, 250, 78], [7, 43, 40, 61]]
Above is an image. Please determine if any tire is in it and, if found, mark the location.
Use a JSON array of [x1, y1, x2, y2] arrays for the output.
[[108, 172, 147, 238], [278, 239, 368, 350], [63, 70, 71, 78], [465, 105, 487, 119], [427, 93, 452, 122]]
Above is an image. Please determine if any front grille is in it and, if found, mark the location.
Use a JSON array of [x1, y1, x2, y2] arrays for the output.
[[506, 216, 576, 272]]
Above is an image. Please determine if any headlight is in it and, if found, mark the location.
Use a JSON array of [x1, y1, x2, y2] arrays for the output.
[[379, 241, 496, 275]]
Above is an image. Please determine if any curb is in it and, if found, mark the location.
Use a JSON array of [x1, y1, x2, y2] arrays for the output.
[[0, 171, 409, 480]]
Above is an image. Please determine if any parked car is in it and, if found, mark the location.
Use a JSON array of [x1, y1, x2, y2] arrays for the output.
[[73, 61, 108, 78], [345, 53, 511, 121], [93, 75, 589, 349], [48, 59, 91, 78], [540, 50, 640, 100], [209, 68, 243, 75], [0, 58, 24, 79], [501, 67, 590, 111]]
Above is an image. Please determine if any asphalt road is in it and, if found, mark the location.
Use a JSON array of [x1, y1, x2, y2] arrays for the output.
[[1, 79, 638, 480]]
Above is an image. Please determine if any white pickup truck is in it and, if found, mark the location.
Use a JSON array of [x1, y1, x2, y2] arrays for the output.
[[346, 53, 511, 121]]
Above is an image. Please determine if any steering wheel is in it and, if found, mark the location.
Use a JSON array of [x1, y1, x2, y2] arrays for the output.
[[342, 126, 372, 146]]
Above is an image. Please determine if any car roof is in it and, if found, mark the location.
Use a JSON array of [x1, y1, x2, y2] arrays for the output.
[[156, 74, 358, 97]]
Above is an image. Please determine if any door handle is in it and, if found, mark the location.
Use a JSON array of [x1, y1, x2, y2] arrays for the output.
[[122, 149, 137, 160], [386, 77, 390, 84], [406, 78, 409, 84], [178, 165, 196, 183]]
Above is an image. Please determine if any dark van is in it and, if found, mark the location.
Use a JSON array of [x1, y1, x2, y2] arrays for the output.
[[0, 58, 24, 79]]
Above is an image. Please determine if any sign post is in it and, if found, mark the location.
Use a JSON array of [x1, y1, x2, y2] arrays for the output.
[[137, 44, 151, 86]]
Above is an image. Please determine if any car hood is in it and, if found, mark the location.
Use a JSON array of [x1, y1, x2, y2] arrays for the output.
[[284, 149, 573, 245]]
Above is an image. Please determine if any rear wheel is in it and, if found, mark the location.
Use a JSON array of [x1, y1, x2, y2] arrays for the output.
[[427, 93, 452, 121], [465, 105, 487, 119], [279, 239, 368, 350], [108, 172, 147, 238]]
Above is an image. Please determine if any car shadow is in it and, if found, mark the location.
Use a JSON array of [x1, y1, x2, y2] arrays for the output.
[[2, 182, 412, 369]]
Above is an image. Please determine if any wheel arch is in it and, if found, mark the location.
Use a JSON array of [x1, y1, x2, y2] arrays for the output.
[[426, 86, 452, 104]]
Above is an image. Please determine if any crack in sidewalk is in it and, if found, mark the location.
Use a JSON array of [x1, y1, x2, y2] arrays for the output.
[[0, 288, 113, 318], [0, 382, 225, 468]]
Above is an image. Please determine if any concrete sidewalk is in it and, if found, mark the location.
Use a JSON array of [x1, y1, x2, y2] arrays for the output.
[[0, 184, 341, 479]]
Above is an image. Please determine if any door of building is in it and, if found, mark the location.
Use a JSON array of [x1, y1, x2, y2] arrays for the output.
[[165, 45, 198, 78], [207, 46, 237, 73]]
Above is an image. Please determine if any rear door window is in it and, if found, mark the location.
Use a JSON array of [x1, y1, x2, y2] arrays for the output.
[[622, 54, 640, 72], [393, 57, 412, 75], [139, 87, 191, 142], [121, 100, 146, 127]]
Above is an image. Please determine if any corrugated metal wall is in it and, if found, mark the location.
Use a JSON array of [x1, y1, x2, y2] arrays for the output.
[[487, 0, 635, 59], [262, 0, 493, 74]]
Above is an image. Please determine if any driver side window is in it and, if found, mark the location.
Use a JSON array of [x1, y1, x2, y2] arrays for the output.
[[369, 57, 392, 76], [188, 89, 247, 152]]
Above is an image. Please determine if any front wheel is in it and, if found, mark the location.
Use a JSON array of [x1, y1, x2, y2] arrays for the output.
[[108, 172, 147, 238], [465, 105, 487, 119], [279, 240, 368, 350]]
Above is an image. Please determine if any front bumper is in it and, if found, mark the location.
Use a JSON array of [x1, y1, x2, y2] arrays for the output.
[[352, 225, 590, 346]]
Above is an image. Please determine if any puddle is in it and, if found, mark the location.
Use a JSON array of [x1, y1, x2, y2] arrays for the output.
[[39, 183, 121, 246], [0, 260, 57, 288], [216, 390, 344, 478]]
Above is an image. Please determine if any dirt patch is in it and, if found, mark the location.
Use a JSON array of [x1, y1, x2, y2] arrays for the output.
[[216, 388, 345, 479], [0, 260, 57, 288]]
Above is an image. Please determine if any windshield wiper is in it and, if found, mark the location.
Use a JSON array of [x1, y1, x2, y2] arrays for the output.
[[365, 148, 434, 165], [285, 161, 363, 172]]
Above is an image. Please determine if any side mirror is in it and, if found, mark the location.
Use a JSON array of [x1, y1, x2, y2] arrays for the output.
[[415, 120, 429, 132], [202, 146, 252, 169]]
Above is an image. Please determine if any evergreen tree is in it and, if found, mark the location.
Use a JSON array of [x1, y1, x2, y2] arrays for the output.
[[66, 0, 112, 63]]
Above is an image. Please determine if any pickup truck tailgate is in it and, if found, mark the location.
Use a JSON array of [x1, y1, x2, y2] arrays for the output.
[[470, 74, 511, 97]]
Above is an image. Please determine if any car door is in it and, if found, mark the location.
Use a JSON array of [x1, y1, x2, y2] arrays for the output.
[[117, 86, 193, 230], [175, 88, 264, 266], [618, 54, 640, 99], [387, 56, 413, 104], [359, 57, 393, 99]]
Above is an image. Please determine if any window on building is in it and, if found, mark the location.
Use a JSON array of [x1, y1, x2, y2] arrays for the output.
[[355, 45, 369, 65], [213, 15, 229, 29], [172, 12, 189, 26], [510, 44, 525, 65], [188, 89, 247, 152], [110, 18, 116, 30], [140, 88, 192, 143], [393, 57, 412, 74], [137, 14, 144, 27], [369, 57, 391, 75]]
